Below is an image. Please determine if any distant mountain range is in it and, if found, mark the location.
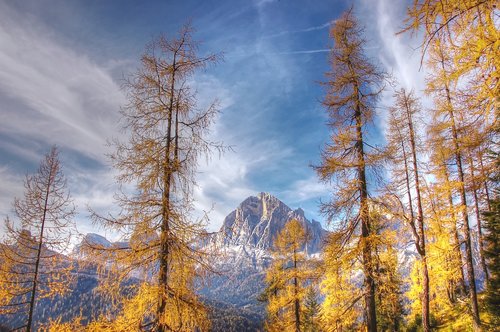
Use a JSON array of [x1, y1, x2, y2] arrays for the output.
[[0, 193, 327, 331]]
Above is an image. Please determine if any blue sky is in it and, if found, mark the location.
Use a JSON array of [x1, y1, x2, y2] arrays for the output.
[[0, 0, 427, 239]]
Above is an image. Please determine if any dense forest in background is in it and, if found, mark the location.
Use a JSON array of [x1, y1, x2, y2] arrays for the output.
[[0, 1, 498, 331]]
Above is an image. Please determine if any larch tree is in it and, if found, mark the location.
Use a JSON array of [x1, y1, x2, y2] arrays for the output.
[[455, 72, 496, 287], [410, 182, 455, 319], [314, 9, 385, 332], [402, 0, 499, 114], [0, 146, 76, 332], [372, 218, 404, 332], [465, 143, 490, 284], [84, 24, 223, 332], [403, 0, 498, 287], [320, 230, 362, 331], [473, 141, 498, 284], [426, 128, 467, 298], [384, 88, 431, 331], [402, 5, 497, 324], [426, 39, 481, 329], [264, 219, 313, 332], [478, 146, 495, 212], [321, 203, 404, 332], [411, 169, 475, 327]]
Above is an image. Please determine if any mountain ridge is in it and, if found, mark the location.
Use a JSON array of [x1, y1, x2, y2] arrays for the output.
[[214, 192, 326, 255]]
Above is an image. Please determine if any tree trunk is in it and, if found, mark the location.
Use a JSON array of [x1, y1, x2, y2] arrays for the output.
[[158, 52, 177, 332], [405, 99, 430, 332], [455, 151, 481, 330], [443, 168, 467, 296], [294, 279, 301, 331], [441, 60, 481, 328], [479, 152, 491, 212], [354, 86, 377, 332], [27, 156, 56, 332], [421, 256, 430, 331], [293, 248, 301, 332], [157, 130, 173, 332], [469, 157, 489, 283]]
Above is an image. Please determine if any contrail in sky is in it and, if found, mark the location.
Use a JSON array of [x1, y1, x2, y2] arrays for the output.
[[263, 22, 332, 39]]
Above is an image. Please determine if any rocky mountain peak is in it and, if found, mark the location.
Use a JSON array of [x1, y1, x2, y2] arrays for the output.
[[218, 193, 325, 253], [73, 233, 128, 256], [200, 193, 326, 314]]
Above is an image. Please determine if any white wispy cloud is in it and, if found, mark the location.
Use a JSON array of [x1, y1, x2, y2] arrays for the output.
[[0, 166, 23, 222], [188, 0, 335, 229], [0, 2, 126, 239], [0, 140, 43, 164], [355, 0, 430, 137], [255, 0, 278, 6], [190, 62, 311, 230], [282, 176, 330, 204], [374, 0, 426, 92], [0, 2, 125, 163]]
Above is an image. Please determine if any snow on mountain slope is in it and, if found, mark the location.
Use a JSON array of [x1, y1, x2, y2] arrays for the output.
[[199, 193, 327, 316]]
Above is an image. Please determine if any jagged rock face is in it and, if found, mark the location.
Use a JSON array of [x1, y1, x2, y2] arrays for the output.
[[217, 192, 325, 254]]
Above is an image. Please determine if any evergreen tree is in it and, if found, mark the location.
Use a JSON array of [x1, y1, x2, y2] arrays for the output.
[[482, 143, 499, 326], [482, 196, 499, 326], [302, 286, 321, 332]]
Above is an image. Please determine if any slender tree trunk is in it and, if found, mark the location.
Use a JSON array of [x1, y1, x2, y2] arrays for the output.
[[27, 159, 56, 332], [479, 152, 491, 212], [443, 166, 467, 296], [405, 101, 430, 332], [441, 57, 481, 328], [158, 52, 177, 332], [451, 206, 468, 296], [445, 254, 456, 303], [401, 141, 419, 245], [354, 85, 377, 332], [469, 157, 489, 283], [421, 256, 430, 330], [158, 123, 173, 332], [293, 248, 301, 332], [454, 147, 481, 330]]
